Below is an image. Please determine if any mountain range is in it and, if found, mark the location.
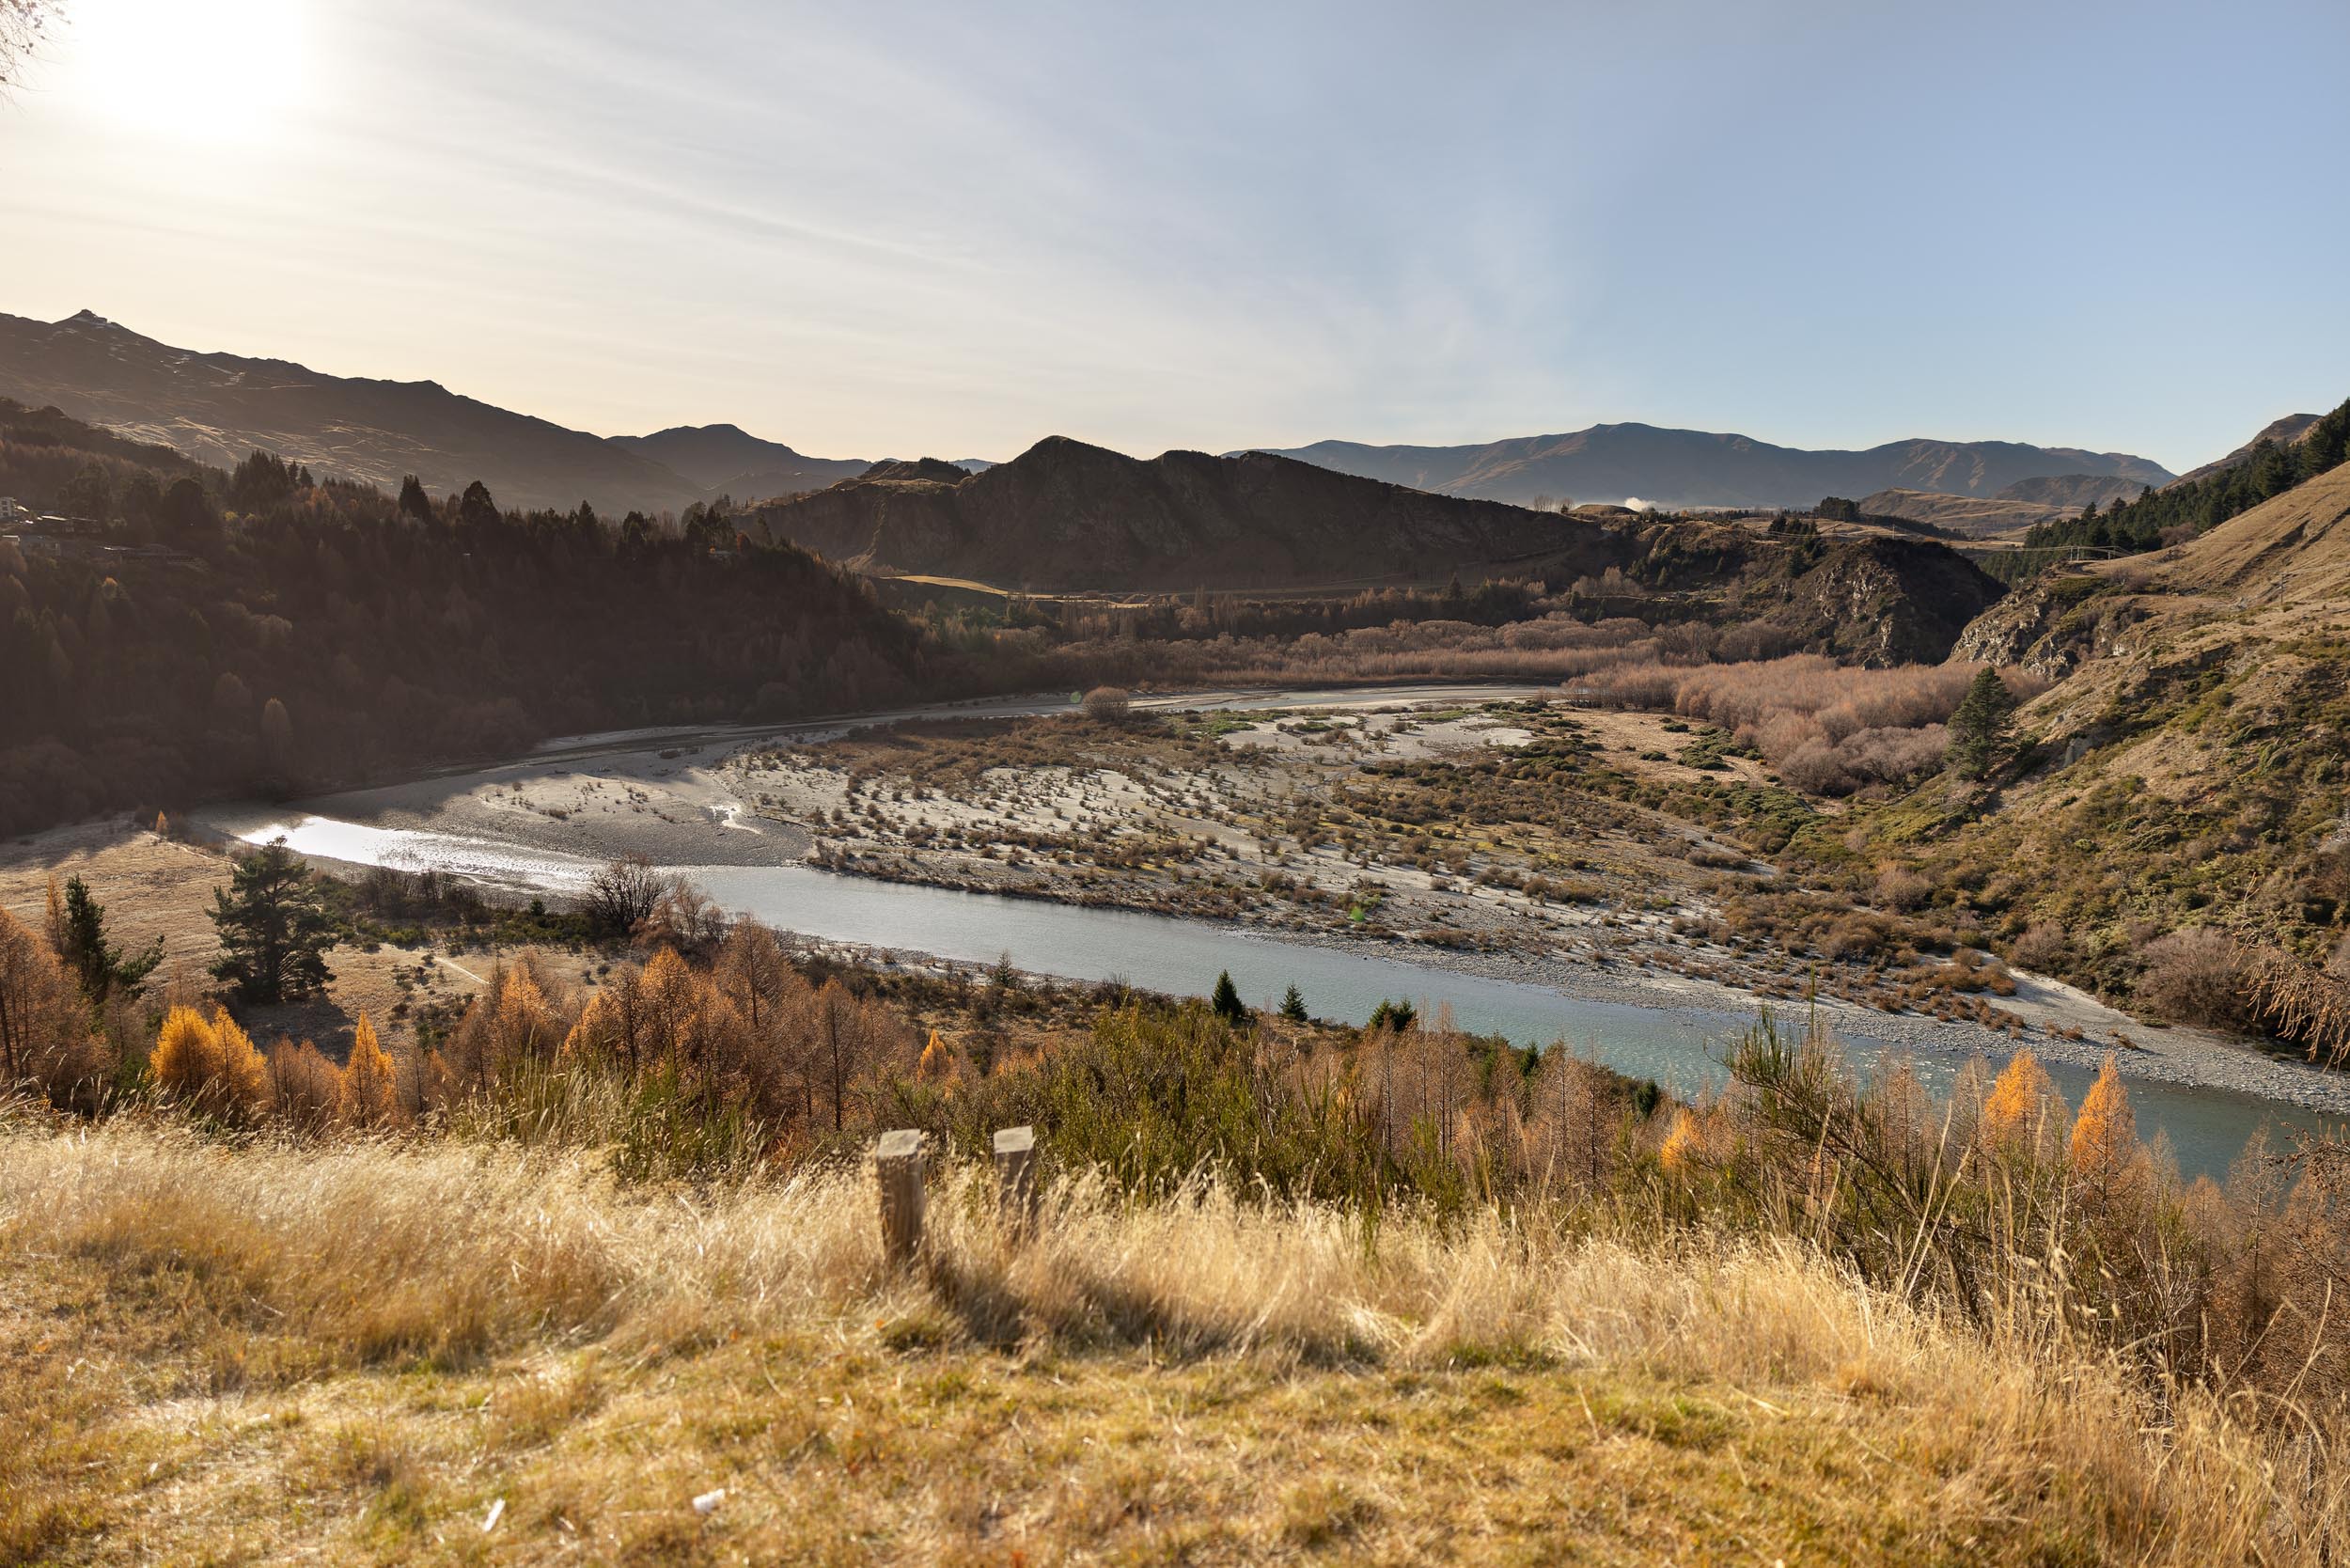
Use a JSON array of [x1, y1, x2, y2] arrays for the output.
[[1250, 425, 2175, 511], [0, 311, 879, 515], [0, 307, 2199, 525]]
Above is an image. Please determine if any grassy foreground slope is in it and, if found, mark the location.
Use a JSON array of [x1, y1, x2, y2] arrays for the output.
[[0, 1116, 2325, 1567]]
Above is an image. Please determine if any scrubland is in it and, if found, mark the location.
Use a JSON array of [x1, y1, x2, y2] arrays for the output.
[[8, 816, 2350, 1560], [9, 1021, 2350, 1564]]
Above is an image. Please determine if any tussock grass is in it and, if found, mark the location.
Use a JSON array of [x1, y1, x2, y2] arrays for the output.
[[4, 1111, 2344, 1562]]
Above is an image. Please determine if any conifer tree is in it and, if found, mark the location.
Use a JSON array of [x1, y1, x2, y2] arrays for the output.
[[1946, 667, 2018, 780], [2069, 1054, 2139, 1200], [1980, 1048, 2060, 1154], [1211, 970, 1248, 1023], [338, 1013, 401, 1127], [49, 873, 161, 1010], [209, 843, 336, 1004], [1279, 983, 1308, 1023]]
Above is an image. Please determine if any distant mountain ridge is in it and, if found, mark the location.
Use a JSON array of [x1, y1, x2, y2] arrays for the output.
[[1248, 423, 2174, 510], [607, 424, 870, 499], [1860, 473, 2154, 538], [753, 435, 1627, 590], [0, 310, 861, 514]]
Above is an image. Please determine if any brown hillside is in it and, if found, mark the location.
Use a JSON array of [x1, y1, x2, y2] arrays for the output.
[[2129, 460, 2350, 602], [2172, 413, 2325, 488], [756, 436, 1631, 591], [1857, 489, 2064, 537]]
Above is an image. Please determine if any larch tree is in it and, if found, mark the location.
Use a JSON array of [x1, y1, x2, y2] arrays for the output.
[[151, 1005, 267, 1121], [1981, 1048, 2064, 1158], [338, 1014, 401, 1128], [0, 906, 81, 1090], [2069, 1054, 2141, 1203]]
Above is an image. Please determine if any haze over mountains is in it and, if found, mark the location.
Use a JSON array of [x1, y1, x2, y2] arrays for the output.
[[1253, 426, 2176, 511], [0, 307, 2206, 531], [0, 310, 885, 515]]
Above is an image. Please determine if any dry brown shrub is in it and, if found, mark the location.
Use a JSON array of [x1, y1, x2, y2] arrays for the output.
[[2134, 929, 2251, 1030], [0, 906, 104, 1108], [267, 1038, 346, 1131], [2010, 921, 2072, 974], [1874, 866, 1934, 913]]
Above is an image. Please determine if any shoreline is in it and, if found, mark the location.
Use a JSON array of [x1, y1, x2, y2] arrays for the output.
[[175, 686, 2350, 1121]]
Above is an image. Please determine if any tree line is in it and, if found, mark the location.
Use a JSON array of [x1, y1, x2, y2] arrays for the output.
[[0, 403, 945, 837], [2020, 395, 2350, 557]]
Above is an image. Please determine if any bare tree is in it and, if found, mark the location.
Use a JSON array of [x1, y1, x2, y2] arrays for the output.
[[1, 1, 57, 90], [584, 854, 662, 937], [1081, 685, 1132, 722]]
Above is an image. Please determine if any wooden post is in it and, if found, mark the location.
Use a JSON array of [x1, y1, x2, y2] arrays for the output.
[[994, 1125, 1039, 1238], [875, 1128, 927, 1265]]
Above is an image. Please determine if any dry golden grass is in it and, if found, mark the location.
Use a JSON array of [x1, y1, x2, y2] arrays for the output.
[[4, 1113, 2342, 1564]]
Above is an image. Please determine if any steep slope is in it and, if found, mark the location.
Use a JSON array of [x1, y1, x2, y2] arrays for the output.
[[1870, 459, 2350, 1016], [755, 436, 1629, 590], [1764, 536, 2007, 665], [608, 424, 868, 500], [1252, 424, 2172, 510], [0, 310, 704, 514]]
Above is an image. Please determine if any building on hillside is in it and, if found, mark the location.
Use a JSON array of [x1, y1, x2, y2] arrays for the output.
[[0, 497, 25, 525]]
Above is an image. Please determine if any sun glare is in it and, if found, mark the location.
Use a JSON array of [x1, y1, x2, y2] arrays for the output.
[[70, 0, 306, 140]]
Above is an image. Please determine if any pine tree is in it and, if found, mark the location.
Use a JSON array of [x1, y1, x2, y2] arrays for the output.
[[51, 873, 160, 1011], [1279, 983, 1308, 1023], [1946, 667, 2018, 781], [209, 842, 336, 1003], [1211, 970, 1248, 1023], [397, 474, 434, 522]]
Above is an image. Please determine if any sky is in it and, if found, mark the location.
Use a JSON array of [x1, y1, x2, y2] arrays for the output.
[[2, 0, 2345, 472]]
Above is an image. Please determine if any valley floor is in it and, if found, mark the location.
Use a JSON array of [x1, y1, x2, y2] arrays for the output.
[[19, 682, 2349, 1113]]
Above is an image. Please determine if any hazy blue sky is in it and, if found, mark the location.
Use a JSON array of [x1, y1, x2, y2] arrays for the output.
[[4, 0, 2344, 469]]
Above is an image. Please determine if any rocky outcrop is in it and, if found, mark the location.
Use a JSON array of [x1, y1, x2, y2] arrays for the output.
[[1767, 538, 2007, 666], [1950, 573, 2154, 679]]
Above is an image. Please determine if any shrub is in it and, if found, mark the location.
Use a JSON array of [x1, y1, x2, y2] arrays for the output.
[[2010, 920, 2072, 974], [2134, 928, 2251, 1029]]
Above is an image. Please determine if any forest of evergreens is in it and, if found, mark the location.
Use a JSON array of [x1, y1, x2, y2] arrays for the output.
[[1, 400, 941, 837], [2019, 394, 2350, 556]]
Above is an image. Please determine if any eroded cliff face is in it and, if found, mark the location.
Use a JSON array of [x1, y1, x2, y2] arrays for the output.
[[1765, 538, 2007, 666], [1950, 575, 2149, 680]]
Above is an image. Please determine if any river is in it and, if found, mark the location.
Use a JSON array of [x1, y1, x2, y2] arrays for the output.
[[206, 792, 2332, 1184]]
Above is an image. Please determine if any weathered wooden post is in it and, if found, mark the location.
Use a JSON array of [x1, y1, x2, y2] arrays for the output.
[[875, 1128, 927, 1265], [994, 1124, 1039, 1238]]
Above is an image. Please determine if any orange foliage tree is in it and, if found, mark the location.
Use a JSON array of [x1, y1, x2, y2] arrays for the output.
[[149, 1004, 268, 1121], [338, 1014, 402, 1128]]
